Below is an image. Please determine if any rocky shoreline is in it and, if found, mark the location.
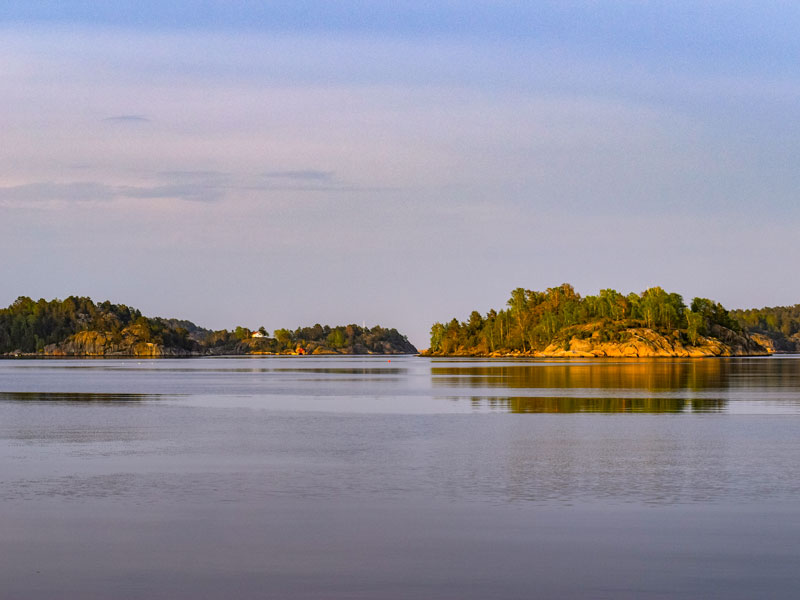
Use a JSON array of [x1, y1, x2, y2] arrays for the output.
[[3, 330, 415, 358], [422, 325, 770, 358]]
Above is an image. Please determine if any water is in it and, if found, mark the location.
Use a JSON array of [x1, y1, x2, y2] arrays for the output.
[[2, 356, 800, 599]]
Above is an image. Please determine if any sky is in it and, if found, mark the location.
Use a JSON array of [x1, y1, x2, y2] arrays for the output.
[[2, 1, 800, 348]]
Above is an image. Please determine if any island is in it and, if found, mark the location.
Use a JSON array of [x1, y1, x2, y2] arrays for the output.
[[0, 296, 417, 357], [423, 284, 800, 358]]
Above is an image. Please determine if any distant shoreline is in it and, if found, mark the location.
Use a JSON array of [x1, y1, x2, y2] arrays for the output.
[[4, 352, 789, 360], [427, 284, 798, 358], [1, 352, 419, 359]]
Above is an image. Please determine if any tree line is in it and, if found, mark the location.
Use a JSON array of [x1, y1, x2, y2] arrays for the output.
[[0, 296, 196, 354], [428, 284, 744, 355], [203, 322, 416, 354], [0, 296, 416, 355], [730, 304, 800, 351]]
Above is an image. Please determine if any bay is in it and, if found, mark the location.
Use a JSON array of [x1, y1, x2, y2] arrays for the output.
[[2, 356, 800, 599]]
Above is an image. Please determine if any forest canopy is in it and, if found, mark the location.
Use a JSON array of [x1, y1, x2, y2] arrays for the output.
[[427, 284, 756, 356], [729, 304, 800, 351], [0, 296, 416, 356]]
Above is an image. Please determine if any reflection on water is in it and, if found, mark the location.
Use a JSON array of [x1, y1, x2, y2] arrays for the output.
[[270, 367, 406, 375], [430, 357, 800, 413], [11, 363, 408, 376], [467, 395, 727, 413], [432, 357, 800, 392], [3, 356, 800, 413], [0, 391, 162, 404], [2, 356, 800, 598]]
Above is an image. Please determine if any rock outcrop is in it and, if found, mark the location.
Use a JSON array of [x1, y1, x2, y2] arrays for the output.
[[43, 328, 195, 357], [425, 324, 769, 358], [748, 333, 778, 354], [538, 325, 766, 358]]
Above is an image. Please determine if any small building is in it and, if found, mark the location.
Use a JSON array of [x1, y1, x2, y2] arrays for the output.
[[251, 331, 266, 338]]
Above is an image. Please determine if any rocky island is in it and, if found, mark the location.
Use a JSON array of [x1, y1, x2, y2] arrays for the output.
[[0, 296, 417, 357], [423, 284, 798, 358]]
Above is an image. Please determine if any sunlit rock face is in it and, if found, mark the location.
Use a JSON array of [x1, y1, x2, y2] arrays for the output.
[[425, 325, 769, 358], [541, 326, 768, 358]]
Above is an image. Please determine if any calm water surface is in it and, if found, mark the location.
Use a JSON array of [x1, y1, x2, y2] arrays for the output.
[[2, 356, 800, 599]]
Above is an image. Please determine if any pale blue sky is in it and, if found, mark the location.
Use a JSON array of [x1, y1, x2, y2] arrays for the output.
[[2, 2, 799, 347]]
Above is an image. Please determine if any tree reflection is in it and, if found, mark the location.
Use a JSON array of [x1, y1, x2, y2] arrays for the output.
[[432, 359, 732, 392], [0, 391, 158, 404], [469, 395, 726, 413]]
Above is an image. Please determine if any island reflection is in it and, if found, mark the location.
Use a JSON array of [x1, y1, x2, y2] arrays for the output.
[[431, 359, 736, 391], [467, 395, 726, 413], [431, 358, 800, 413], [0, 391, 161, 404]]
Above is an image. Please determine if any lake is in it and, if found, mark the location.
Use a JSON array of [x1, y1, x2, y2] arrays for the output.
[[2, 355, 800, 599]]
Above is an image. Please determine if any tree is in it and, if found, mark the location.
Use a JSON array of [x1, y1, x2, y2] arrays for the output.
[[507, 287, 530, 351], [233, 326, 251, 340], [327, 328, 346, 348], [685, 309, 704, 345], [274, 328, 293, 349], [429, 322, 445, 353]]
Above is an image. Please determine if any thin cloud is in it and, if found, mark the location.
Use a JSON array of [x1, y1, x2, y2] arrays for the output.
[[157, 170, 231, 180], [258, 170, 371, 192], [0, 179, 221, 204], [0, 182, 116, 202], [263, 170, 335, 182], [103, 115, 151, 123], [120, 182, 225, 203], [0, 169, 383, 205]]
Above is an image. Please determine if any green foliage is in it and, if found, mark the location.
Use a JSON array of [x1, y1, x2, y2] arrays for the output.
[[233, 326, 251, 340], [0, 296, 418, 356], [274, 328, 293, 347], [730, 304, 800, 351], [685, 309, 705, 345], [265, 322, 416, 354], [326, 327, 346, 348], [428, 284, 743, 355], [429, 322, 445, 353], [0, 296, 194, 354], [690, 298, 740, 332]]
